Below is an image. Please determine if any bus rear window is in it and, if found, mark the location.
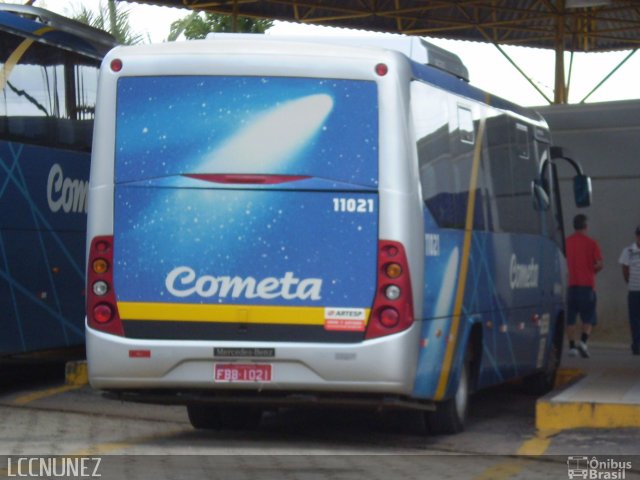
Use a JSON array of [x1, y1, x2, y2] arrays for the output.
[[115, 76, 378, 187]]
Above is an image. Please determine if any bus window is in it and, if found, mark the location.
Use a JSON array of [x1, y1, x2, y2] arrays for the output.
[[0, 31, 99, 151], [413, 83, 487, 230], [457, 105, 475, 145], [515, 122, 530, 159]]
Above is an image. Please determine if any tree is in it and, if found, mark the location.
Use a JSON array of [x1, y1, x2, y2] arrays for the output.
[[168, 12, 273, 41], [72, 0, 144, 45]]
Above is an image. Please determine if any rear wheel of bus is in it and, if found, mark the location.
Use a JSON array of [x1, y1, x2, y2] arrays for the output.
[[522, 318, 564, 395], [187, 405, 263, 430], [425, 360, 470, 435]]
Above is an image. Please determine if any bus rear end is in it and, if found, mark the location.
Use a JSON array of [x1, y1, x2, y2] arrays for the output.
[[86, 39, 423, 413]]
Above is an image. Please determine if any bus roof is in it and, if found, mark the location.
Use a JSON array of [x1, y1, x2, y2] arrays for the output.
[[409, 61, 543, 123], [209, 33, 470, 82], [206, 34, 542, 123], [109, 33, 543, 124], [0, 4, 116, 60]]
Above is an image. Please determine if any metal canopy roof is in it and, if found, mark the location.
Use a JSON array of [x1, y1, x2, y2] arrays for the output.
[[121, 1, 640, 103], [123, 0, 640, 53]]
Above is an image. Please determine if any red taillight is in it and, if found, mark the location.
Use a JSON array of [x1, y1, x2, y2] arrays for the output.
[[110, 58, 122, 72], [86, 236, 124, 336], [96, 240, 110, 254], [365, 240, 414, 340], [375, 63, 388, 76], [93, 304, 113, 323], [379, 307, 400, 328]]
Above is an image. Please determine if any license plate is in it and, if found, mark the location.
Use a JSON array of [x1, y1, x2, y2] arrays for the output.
[[214, 363, 272, 383]]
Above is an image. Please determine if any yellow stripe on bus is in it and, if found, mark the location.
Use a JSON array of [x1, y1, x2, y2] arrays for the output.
[[434, 116, 486, 401], [118, 302, 370, 326]]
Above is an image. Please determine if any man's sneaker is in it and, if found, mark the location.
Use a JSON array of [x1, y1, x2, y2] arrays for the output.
[[568, 347, 579, 357], [577, 341, 590, 359]]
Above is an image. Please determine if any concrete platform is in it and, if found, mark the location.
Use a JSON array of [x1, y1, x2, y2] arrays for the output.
[[537, 343, 640, 430]]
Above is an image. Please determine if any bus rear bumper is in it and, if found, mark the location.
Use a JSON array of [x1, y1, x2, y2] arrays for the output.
[[86, 323, 420, 398]]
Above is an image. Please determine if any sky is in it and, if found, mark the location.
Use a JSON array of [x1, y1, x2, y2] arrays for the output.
[[29, 0, 640, 107]]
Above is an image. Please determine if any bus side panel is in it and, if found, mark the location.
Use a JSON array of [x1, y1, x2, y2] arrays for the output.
[[0, 141, 87, 354], [413, 224, 558, 398], [409, 82, 559, 399], [412, 227, 462, 398]]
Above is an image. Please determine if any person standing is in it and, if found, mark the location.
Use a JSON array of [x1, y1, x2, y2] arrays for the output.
[[565, 214, 604, 358], [618, 225, 640, 355]]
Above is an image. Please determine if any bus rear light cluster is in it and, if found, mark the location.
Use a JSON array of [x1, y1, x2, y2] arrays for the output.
[[365, 240, 414, 339], [384, 285, 401, 300], [87, 236, 124, 336], [93, 304, 114, 323], [379, 307, 400, 327], [92, 281, 109, 296]]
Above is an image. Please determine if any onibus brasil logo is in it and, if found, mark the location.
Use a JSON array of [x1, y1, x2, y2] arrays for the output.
[[567, 456, 631, 479]]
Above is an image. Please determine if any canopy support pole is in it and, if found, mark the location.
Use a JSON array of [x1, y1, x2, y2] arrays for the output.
[[554, 1, 568, 104]]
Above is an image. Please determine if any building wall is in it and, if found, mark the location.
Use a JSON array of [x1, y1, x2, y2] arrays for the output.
[[536, 100, 640, 344]]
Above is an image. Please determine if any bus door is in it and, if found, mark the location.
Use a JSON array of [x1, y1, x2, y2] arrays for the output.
[[528, 134, 551, 369], [533, 133, 565, 367], [507, 121, 549, 373]]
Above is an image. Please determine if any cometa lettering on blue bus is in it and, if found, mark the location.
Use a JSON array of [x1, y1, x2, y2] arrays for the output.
[[165, 267, 323, 300], [509, 255, 540, 289], [46, 163, 89, 214]]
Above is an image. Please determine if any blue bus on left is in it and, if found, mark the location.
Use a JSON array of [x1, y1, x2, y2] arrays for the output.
[[0, 5, 115, 356]]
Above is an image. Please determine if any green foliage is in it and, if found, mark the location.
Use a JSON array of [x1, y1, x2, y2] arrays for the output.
[[72, 0, 144, 45], [168, 12, 273, 41]]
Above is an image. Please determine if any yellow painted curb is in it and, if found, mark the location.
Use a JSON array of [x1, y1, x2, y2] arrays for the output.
[[65, 360, 88, 386], [536, 400, 640, 430], [537, 367, 640, 431]]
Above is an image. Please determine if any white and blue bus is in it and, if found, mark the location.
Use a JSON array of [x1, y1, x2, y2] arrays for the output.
[[0, 5, 115, 356], [86, 35, 590, 433]]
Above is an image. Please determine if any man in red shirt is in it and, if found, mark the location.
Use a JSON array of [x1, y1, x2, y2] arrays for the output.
[[565, 214, 604, 358]]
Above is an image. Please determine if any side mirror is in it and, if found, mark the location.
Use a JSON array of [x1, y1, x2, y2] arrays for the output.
[[531, 180, 550, 211], [573, 174, 592, 208]]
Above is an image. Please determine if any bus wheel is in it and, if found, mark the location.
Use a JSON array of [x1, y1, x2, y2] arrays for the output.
[[187, 404, 222, 430], [522, 333, 561, 396], [218, 406, 263, 430], [425, 361, 469, 435]]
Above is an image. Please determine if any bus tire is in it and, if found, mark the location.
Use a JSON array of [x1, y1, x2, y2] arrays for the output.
[[187, 405, 263, 430], [218, 406, 263, 430], [522, 327, 562, 396], [425, 360, 470, 435], [187, 404, 222, 430]]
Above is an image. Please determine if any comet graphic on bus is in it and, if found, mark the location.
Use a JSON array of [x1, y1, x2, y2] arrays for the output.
[[196, 93, 334, 173]]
